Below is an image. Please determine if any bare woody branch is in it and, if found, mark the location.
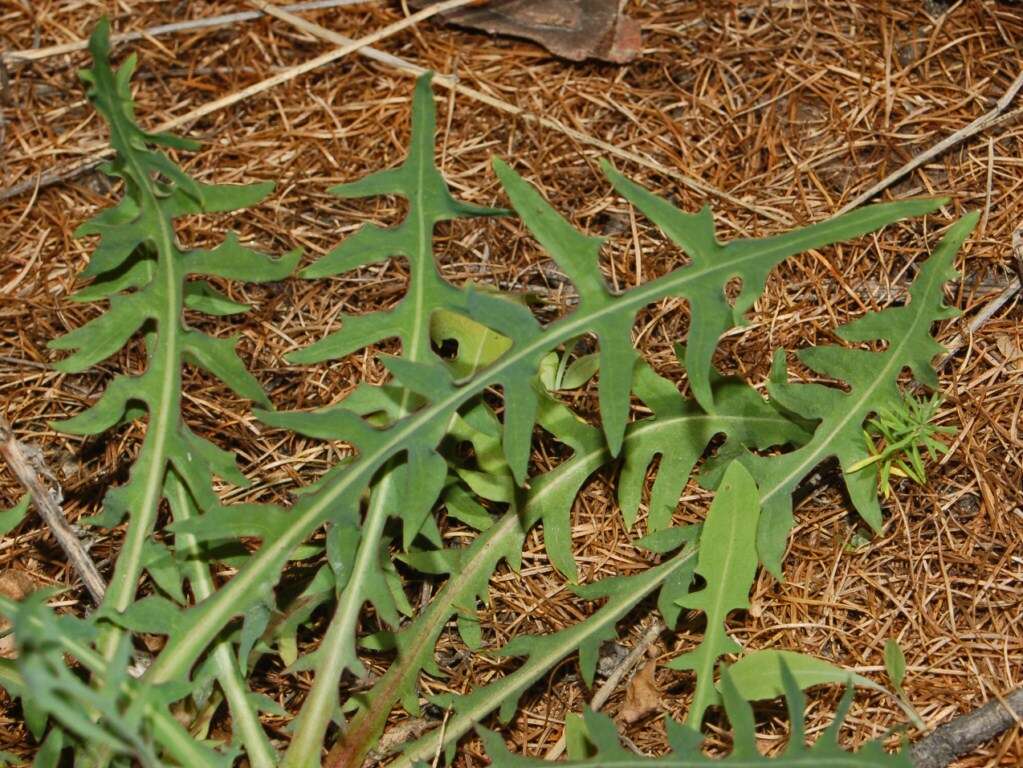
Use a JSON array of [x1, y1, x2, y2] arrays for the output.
[[0, 415, 106, 605]]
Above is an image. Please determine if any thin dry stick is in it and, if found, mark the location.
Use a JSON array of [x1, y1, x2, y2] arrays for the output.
[[937, 225, 1023, 371], [0, 0, 478, 202], [544, 620, 664, 761], [147, 0, 480, 132], [0, 0, 376, 64], [1, 149, 111, 200], [836, 69, 1023, 215], [938, 279, 1021, 370], [0, 416, 106, 605], [250, 0, 788, 224]]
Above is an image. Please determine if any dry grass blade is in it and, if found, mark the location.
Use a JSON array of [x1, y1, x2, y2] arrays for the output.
[[165, 0, 479, 133], [938, 224, 1023, 371], [0, 0, 478, 202]]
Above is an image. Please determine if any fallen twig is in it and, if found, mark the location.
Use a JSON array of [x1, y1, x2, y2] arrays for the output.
[[0, 415, 106, 605], [938, 278, 1021, 371], [910, 687, 1023, 768], [837, 70, 1023, 215], [543, 619, 664, 761], [937, 224, 1023, 371]]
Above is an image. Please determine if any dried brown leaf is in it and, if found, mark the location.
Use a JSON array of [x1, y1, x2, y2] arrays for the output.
[[412, 0, 641, 62], [620, 659, 660, 724], [995, 335, 1023, 370]]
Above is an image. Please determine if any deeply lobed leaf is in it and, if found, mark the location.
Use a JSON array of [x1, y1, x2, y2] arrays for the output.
[[667, 462, 761, 729], [28, 19, 295, 765], [731, 213, 977, 576]]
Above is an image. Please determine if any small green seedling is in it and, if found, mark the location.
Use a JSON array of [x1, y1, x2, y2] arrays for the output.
[[850, 393, 956, 497]]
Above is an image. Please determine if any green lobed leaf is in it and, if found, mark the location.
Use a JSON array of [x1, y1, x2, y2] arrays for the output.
[[38, 19, 294, 765], [731, 213, 977, 576], [725, 649, 887, 700], [884, 639, 907, 691], [603, 161, 945, 415], [0, 495, 30, 537], [0, 592, 228, 768], [286, 73, 506, 368], [666, 461, 761, 729], [261, 74, 512, 762]]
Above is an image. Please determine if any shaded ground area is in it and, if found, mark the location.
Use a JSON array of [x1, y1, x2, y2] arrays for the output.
[[1, 1, 1021, 764]]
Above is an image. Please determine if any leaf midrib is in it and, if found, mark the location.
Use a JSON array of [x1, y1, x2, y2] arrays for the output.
[[282, 140, 438, 765], [97, 96, 183, 657]]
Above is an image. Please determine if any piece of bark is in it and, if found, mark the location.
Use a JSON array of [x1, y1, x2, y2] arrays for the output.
[[411, 0, 642, 63], [367, 717, 436, 761]]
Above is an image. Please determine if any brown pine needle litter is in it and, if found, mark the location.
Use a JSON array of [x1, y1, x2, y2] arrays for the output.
[[1, 1, 1021, 765]]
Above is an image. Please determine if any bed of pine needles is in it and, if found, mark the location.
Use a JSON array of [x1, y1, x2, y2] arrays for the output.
[[1, 1, 1021, 764]]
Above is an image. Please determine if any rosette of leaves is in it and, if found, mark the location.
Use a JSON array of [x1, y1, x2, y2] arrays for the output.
[[255, 167, 928, 764], [3, 20, 298, 766], [156, 203, 942, 766], [55, 43, 950, 766]]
